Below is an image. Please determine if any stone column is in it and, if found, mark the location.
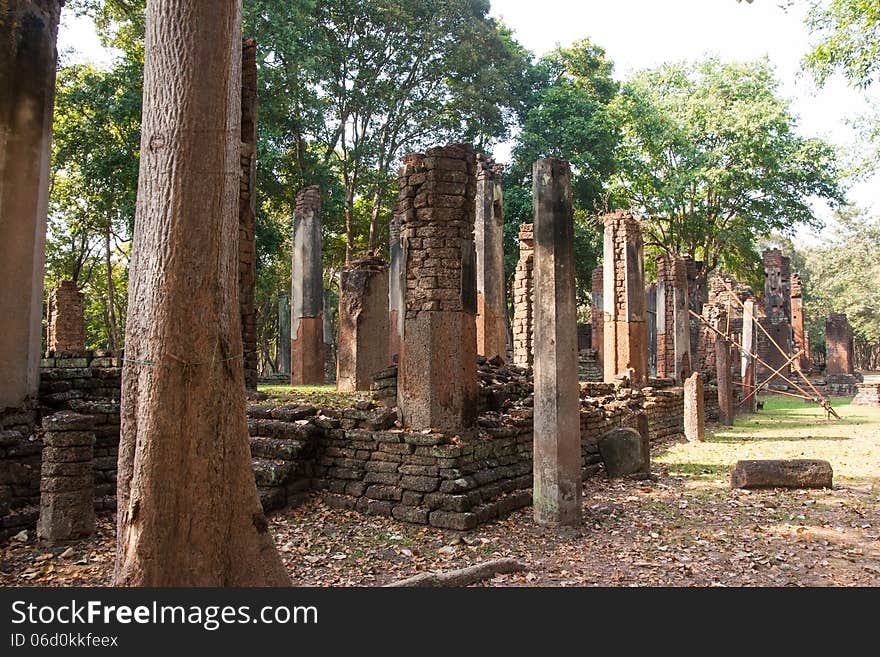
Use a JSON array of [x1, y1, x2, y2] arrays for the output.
[[0, 0, 63, 409], [791, 272, 809, 370], [684, 372, 705, 442], [388, 213, 405, 363], [290, 186, 325, 385], [474, 155, 506, 360], [656, 254, 691, 383], [591, 266, 603, 370], [239, 38, 258, 390], [37, 412, 95, 544], [47, 281, 85, 353], [715, 312, 734, 426], [646, 282, 657, 377], [278, 294, 291, 375], [532, 158, 581, 527], [512, 223, 534, 369], [337, 257, 389, 391], [741, 297, 757, 412], [397, 144, 478, 432], [826, 313, 854, 375], [602, 211, 648, 386]]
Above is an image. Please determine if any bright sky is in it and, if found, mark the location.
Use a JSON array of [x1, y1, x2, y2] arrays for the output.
[[57, 0, 879, 242]]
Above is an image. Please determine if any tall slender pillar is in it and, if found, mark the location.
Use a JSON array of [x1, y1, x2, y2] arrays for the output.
[[512, 223, 534, 369], [474, 155, 506, 360], [397, 144, 477, 432], [741, 297, 757, 412], [532, 158, 580, 527], [790, 272, 809, 370], [278, 294, 290, 375], [388, 212, 405, 363], [0, 0, 63, 409], [715, 311, 734, 426], [656, 254, 691, 383], [290, 186, 324, 385], [591, 266, 603, 370], [337, 257, 389, 391], [825, 313, 854, 375], [602, 211, 648, 386], [646, 282, 657, 377], [757, 249, 792, 386], [239, 38, 258, 390]]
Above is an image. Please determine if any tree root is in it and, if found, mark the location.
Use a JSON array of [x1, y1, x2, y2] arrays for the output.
[[384, 558, 527, 587]]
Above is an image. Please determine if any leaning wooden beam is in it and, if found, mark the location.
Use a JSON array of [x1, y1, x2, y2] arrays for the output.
[[384, 558, 527, 587], [740, 349, 804, 406]]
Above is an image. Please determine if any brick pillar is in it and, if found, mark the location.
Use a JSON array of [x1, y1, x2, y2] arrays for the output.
[[512, 223, 534, 369], [337, 257, 389, 391], [47, 281, 85, 353], [684, 257, 707, 364], [290, 186, 325, 385], [397, 144, 478, 432], [602, 210, 648, 386], [239, 38, 258, 390], [37, 412, 95, 544], [684, 372, 705, 442], [474, 155, 507, 360], [757, 248, 792, 386], [532, 158, 581, 527], [388, 213, 405, 363], [646, 282, 657, 377], [0, 1, 63, 409], [826, 313, 854, 375], [591, 266, 603, 370], [278, 294, 290, 375], [741, 297, 757, 412], [791, 272, 809, 370], [656, 254, 691, 383]]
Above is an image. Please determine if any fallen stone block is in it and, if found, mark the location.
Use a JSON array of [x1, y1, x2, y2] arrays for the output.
[[730, 459, 833, 489], [598, 427, 649, 478]]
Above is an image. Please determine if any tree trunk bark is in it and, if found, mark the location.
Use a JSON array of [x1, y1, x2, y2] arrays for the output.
[[114, 0, 290, 586]]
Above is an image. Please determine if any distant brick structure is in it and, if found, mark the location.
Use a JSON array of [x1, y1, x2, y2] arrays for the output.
[[602, 210, 647, 386], [790, 272, 809, 370], [591, 266, 604, 370], [512, 223, 534, 369], [239, 39, 258, 389], [396, 144, 478, 432], [825, 313, 854, 375], [757, 249, 793, 386], [47, 281, 85, 353]]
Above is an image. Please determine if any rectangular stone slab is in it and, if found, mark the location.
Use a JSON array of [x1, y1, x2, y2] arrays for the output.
[[730, 459, 833, 489]]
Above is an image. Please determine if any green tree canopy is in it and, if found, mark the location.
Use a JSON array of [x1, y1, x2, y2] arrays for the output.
[[610, 58, 843, 289]]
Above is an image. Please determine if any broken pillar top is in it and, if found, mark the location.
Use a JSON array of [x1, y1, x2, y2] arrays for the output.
[[602, 209, 641, 229], [343, 255, 387, 273], [518, 222, 534, 246], [295, 185, 321, 214]]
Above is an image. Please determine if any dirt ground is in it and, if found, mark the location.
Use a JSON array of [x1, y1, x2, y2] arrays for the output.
[[3, 395, 879, 587]]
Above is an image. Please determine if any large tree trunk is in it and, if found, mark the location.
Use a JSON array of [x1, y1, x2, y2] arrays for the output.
[[114, 0, 290, 586]]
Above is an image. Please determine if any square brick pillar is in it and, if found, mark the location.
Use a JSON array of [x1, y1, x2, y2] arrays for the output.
[[290, 185, 325, 385], [757, 248, 793, 386], [656, 254, 691, 383], [397, 144, 478, 432], [337, 257, 389, 391], [602, 210, 648, 386], [826, 313, 854, 375], [512, 223, 534, 369], [790, 272, 809, 370], [474, 155, 507, 360], [239, 38, 258, 390], [591, 266, 604, 371], [47, 281, 85, 353], [0, 1, 63, 409], [532, 158, 581, 527]]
